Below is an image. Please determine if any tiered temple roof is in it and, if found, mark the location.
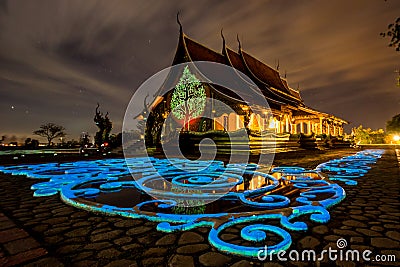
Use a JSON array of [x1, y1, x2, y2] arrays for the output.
[[169, 22, 347, 125], [172, 27, 304, 106]]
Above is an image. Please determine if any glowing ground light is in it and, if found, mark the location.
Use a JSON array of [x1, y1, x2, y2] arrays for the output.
[[316, 149, 384, 185], [0, 149, 384, 258]]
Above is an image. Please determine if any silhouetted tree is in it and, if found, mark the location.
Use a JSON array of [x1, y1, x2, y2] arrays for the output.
[[104, 113, 112, 143], [381, 17, 400, 51], [109, 133, 122, 148], [0, 135, 5, 145], [24, 138, 31, 147], [66, 139, 80, 148], [31, 139, 39, 148], [80, 132, 90, 147], [386, 114, 400, 133], [24, 138, 39, 149], [94, 103, 113, 148], [33, 123, 66, 147], [381, 16, 400, 87]]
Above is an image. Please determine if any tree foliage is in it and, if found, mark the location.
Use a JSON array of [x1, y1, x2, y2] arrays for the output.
[[94, 103, 112, 148], [170, 66, 206, 130], [352, 125, 385, 144], [24, 138, 39, 149], [0, 135, 5, 145], [109, 132, 122, 148], [386, 113, 400, 133], [33, 123, 66, 147], [79, 132, 90, 146], [381, 17, 400, 51]]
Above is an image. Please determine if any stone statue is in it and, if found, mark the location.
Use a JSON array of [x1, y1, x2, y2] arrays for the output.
[[94, 103, 113, 149]]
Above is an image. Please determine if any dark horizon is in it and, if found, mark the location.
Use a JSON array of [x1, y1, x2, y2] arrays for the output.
[[0, 0, 399, 142]]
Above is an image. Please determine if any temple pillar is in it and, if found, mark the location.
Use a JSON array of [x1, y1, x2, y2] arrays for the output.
[[291, 124, 296, 134], [282, 120, 285, 133], [319, 118, 323, 134], [256, 114, 262, 131], [327, 123, 330, 136], [212, 110, 216, 130], [272, 120, 276, 133], [285, 117, 289, 133], [308, 121, 311, 134], [263, 113, 268, 131]]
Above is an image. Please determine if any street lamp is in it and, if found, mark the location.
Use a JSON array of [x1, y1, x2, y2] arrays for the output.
[[393, 135, 400, 142]]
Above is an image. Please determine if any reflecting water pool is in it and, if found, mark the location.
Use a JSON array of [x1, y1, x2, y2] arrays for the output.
[[0, 149, 384, 258]]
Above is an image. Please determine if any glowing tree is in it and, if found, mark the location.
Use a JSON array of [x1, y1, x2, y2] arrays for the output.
[[170, 66, 206, 130]]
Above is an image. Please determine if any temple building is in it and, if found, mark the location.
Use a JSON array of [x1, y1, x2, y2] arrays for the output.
[[143, 22, 348, 150]]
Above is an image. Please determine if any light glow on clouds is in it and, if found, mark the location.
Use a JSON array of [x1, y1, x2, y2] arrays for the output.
[[0, 0, 399, 140]]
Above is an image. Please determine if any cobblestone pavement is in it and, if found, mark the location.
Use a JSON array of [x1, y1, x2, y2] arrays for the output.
[[0, 149, 398, 266]]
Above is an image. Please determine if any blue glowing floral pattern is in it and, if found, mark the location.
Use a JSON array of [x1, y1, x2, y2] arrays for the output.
[[0, 149, 384, 258]]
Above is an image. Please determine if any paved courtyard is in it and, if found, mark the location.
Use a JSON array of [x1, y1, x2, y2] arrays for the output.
[[0, 149, 399, 266]]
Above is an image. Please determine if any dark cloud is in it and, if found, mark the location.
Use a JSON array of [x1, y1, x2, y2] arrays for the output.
[[0, 0, 7, 14], [0, 0, 399, 141]]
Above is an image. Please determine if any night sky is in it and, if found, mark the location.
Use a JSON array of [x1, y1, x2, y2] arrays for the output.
[[0, 0, 399, 142]]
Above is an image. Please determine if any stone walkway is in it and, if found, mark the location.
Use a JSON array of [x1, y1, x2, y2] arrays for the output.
[[0, 149, 398, 266], [0, 212, 61, 266]]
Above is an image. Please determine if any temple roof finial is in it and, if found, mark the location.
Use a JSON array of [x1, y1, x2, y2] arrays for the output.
[[236, 34, 242, 51], [177, 11, 183, 33], [221, 28, 226, 52]]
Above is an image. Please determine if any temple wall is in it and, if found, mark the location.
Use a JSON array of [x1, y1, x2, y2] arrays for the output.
[[211, 111, 345, 136], [214, 113, 244, 131]]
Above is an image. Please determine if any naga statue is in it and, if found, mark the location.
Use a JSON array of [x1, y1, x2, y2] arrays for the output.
[[94, 103, 113, 149]]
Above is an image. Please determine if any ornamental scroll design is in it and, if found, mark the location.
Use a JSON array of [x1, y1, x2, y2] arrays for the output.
[[0, 149, 384, 258]]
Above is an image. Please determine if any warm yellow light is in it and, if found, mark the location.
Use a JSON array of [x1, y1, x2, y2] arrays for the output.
[[393, 135, 400, 141], [149, 96, 164, 110]]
